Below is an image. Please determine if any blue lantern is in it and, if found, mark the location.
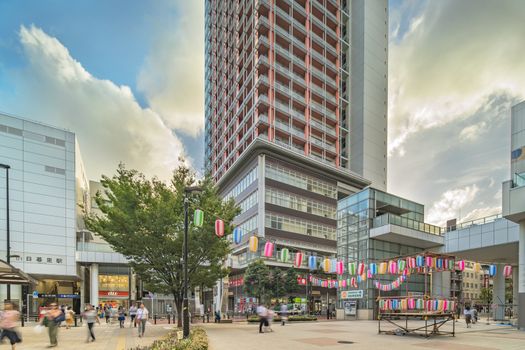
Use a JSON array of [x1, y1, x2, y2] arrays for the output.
[[232, 227, 242, 244], [416, 255, 424, 267], [489, 264, 497, 276], [308, 256, 317, 270]]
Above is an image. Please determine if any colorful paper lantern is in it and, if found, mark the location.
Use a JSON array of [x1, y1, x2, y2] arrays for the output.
[[249, 236, 258, 252], [504, 265, 512, 278], [489, 264, 497, 276], [294, 252, 303, 267], [456, 260, 465, 271], [193, 209, 204, 227], [389, 261, 397, 274], [323, 258, 331, 273], [264, 241, 274, 257], [369, 263, 377, 275], [379, 262, 387, 274], [416, 255, 424, 267], [215, 219, 224, 237], [357, 262, 365, 276], [232, 227, 242, 244], [397, 259, 406, 274], [348, 262, 356, 275], [425, 256, 433, 268], [436, 258, 443, 269], [330, 259, 337, 273], [448, 259, 455, 271], [407, 257, 416, 269], [280, 248, 290, 262], [474, 263, 481, 273], [308, 256, 317, 270], [336, 261, 344, 275]]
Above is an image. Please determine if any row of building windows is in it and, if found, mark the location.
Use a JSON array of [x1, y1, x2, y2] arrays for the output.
[[238, 190, 258, 215], [464, 293, 479, 300], [224, 167, 257, 200], [0, 122, 66, 147], [265, 162, 337, 199], [463, 282, 479, 289], [265, 188, 336, 219], [265, 213, 336, 240], [238, 215, 258, 234]]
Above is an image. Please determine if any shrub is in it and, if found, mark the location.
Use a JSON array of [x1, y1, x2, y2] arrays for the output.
[[129, 328, 208, 350], [247, 315, 317, 323]]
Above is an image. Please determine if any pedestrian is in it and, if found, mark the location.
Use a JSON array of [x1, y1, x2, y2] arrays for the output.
[[256, 304, 269, 334], [472, 306, 478, 324], [41, 303, 64, 347], [464, 305, 472, 328], [82, 304, 100, 343], [214, 310, 221, 323], [118, 307, 126, 328], [136, 303, 149, 337], [280, 303, 288, 326], [65, 306, 75, 329], [0, 302, 22, 350], [129, 303, 137, 328], [326, 304, 331, 320], [105, 306, 111, 324]]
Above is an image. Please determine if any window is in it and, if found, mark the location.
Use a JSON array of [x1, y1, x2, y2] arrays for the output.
[[265, 213, 336, 240], [45, 165, 66, 175], [265, 188, 336, 219], [224, 167, 257, 200], [238, 190, 258, 215]]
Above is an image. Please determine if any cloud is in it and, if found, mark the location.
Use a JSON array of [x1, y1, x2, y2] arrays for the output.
[[460, 206, 501, 224], [426, 185, 479, 226], [11, 24, 187, 181], [459, 121, 487, 142], [388, 0, 525, 156], [137, 0, 204, 137]]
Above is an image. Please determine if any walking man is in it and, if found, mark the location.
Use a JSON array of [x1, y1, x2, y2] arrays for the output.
[[41, 303, 64, 348], [129, 304, 137, 327], [82, 304, 100, 343], [257, 304, 269, 333], [136, 303, 149, 337], [0, 302, 22, 349]]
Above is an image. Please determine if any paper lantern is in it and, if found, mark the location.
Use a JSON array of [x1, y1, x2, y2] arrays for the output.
[[350, 277, 357, 288], [448, 259, 455, 271], [232, 227, 242, 244], [357, 262, 365, 276], [336, 261, 344, 275], [416, 255, 424, 267], [215, 219, 224, 237], [425, 256, 433, 268], [361, 273, 367, 281], [341, 279, 347, 288], [294, 252, 303, 267], [436, 258, 443, 269], [348, 262, 356, 275], [308, 256, 317, 270], [193, 209, 204, 227], [456, 260, 465, 271], [504, 265, 512, 277], [407, 298, 415, 310], [249, 236, 258, 252], [357, 275, 362, 283], [367, 269, 373, 279], [280, 248, 290, 262], [489, 264, 497, 276], [264, 241, 274, 257], [323, 258, 331, 273], [407, 257, 416, 269], [379, 262, 387, 274], [369, 263, 377, 275], [330, 259, 337, 273], [389, 261, 397, 274], [397, 259, 406, 274], [474, 263, 481, 273]]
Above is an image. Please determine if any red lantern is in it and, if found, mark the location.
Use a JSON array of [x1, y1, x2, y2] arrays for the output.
[[215, 219, 224, 237], [294, 252, 303, 268]]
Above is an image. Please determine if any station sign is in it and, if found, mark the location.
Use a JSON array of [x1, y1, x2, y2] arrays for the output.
[[340, 290, 363, 299]]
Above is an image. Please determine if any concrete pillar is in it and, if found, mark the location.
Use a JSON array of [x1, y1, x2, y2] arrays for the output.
[[519, 222, 525, 329], [80, 266, 86, 310], [512, 265, 518, 320], [431, 271, 451, 298], [90, 263, 99, 308], [493, 263, 506, 321], [130, 272, 136, 301]]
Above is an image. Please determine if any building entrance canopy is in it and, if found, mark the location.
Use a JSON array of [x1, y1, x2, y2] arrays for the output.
[[0, 259, 37, 285]]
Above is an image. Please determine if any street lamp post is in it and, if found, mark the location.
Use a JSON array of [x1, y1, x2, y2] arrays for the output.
[[183, 186, 202, 339], [0, 164, 10, 301]]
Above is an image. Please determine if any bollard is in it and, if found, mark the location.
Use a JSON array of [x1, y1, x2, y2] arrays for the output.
[[74, 315, 78, 327], [168, 314, 171, 324], [21, 315, 24, 327], [154, 314, 157, 325]]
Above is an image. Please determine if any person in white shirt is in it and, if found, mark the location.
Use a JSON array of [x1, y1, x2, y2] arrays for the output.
[[136, 303, 149, 337], [257, 304, 269, 333]]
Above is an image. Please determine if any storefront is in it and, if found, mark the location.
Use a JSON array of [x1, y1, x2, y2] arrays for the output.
[[98, 274, 130, 309]]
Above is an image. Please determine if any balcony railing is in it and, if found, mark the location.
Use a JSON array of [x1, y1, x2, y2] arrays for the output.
[[372, 213, 444, 236]]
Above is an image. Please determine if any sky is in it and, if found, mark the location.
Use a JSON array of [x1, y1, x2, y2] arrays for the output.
[[0, 0, 524, 226]]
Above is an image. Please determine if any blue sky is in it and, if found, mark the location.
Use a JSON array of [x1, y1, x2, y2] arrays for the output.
[[1, 0, 525, 226]]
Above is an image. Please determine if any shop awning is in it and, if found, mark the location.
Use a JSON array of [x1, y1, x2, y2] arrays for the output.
[[0, 259, 37, 285]]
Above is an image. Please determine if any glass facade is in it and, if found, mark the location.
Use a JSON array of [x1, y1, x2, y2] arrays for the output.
[[337, 188, 428, 312], [265, 188, 336, 219], [224, 167, 257, 200], [266, 213, 336, 240]]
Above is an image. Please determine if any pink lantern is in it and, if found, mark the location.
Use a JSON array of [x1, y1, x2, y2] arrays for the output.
[[389, 261, 397, 274], [215, 219, 224, 237], [456, 260, 465, 271], [264, 241, 274, 257], [357, 262, 365, 275], [294, 252, 303, 268], [336, 261, 344, 275], [504, 265, 513, 278], [425, 256, 433, 267], [342, 279, 347, 288], [367, 269, 373, 279], [350, 277, 357, 288]]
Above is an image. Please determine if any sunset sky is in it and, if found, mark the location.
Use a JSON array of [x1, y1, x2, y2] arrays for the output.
[[1, 0, 524, 226]]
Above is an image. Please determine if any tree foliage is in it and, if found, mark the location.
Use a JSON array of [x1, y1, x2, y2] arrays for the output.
[[244, 260, 301, 303], [480, 287, 493, 305], [85, 163, 239, 326]]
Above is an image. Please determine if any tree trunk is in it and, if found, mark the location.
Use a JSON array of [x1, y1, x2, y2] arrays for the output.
[[174, 296, 183, 328]]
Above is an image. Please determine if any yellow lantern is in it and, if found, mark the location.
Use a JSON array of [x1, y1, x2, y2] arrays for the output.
[[474, 263, 481, 273], [249, 236, 258, 252], [323, 258, 331, 273]]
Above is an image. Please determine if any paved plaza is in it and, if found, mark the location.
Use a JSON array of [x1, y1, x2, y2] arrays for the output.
[[15, 321, 172, 350], [203, 320, 525, 350]]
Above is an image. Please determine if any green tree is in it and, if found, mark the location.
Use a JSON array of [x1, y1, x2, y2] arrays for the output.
[[85, 163, 239, 327], [284, 267, 301, 295], [480, 287, 493, 305], [269, 268, 286, 299], [244, 260, 271, 303]]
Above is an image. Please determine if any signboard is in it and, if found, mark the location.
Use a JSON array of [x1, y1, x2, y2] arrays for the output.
[[343, 300, 357, 316], [32, 291, 39, 298], [340, 290, 363, 299], [99, 291, 129, 297], [36, 293, 80, 299]]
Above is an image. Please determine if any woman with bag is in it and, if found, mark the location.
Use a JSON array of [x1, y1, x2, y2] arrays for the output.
[[0, 302, 22, 349], [41, 303, 64, 347], [65, 306, 75, 329]]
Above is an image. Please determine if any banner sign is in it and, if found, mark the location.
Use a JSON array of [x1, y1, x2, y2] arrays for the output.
[[341, 290, 363, 299], [99, 291, 129, 297]]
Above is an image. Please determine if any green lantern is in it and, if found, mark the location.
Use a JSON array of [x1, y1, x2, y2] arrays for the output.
[[280, 248, 289, 262], [193, 209, 204, 227]]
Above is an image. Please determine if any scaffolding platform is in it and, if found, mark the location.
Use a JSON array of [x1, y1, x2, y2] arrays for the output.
[[378, 311, 455, 338]]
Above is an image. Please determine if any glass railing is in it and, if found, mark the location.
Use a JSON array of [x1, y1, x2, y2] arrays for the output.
[[513, 172, 525, 188], [311, 67, 337, 87], [311, 102, 337, 120], [76, 242, 117, 253], [372, 213, 444, 236], [453, 213, 503, 231]]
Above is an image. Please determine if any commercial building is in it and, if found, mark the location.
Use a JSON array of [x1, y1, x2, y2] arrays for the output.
[[0, 112, 88, 311], [204, 0, 388, 313]]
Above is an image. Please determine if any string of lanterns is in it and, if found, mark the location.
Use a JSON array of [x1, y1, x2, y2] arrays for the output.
[[199, 213, 514, 281], [374, 275, 407, 292], [379, 298, 456, 312]]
